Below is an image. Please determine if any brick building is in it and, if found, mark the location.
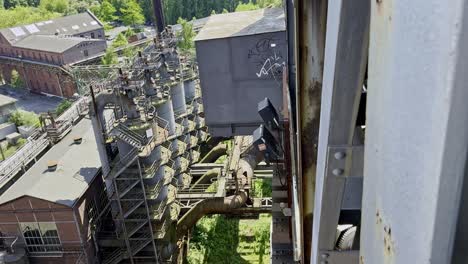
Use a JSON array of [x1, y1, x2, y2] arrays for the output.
[[0, 118, 106, 263], [0, 10, 107, 97]]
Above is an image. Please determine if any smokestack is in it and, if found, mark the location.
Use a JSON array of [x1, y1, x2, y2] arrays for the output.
[[153, 0, 165, 33]]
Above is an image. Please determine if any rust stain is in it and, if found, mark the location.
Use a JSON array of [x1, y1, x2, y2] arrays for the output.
[[376, 209, 395, 264]]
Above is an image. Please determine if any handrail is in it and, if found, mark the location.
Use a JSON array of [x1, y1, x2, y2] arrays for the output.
[[0, 96, 89, 183], [108, 147, 139, 179]]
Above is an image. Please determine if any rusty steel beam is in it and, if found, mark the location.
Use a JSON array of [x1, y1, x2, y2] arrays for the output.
[[294, 0, 328, 262]]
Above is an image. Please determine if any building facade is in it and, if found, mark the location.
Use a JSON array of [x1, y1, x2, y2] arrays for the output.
[[0, 10, 107, 97], [0, 118, 106, 263]]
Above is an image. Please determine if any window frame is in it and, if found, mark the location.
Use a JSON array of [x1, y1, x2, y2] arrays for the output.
[[20, 222, 63, 255]]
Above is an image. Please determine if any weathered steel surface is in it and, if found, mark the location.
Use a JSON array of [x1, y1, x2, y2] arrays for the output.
[[311, 0, 369, 263], [362, 0, 468, 263], [295, 0, 328, 262]]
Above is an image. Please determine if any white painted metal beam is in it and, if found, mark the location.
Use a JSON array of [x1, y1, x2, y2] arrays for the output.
[[362, 0, 468, 263]]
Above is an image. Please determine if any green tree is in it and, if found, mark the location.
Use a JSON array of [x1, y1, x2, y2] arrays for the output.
[[222, 8, 228, 13], [0, 6, 60, 28], [235, 0, 259, 12], [123, 46, 137, 59], [138, 0, 153, 24], [112, 32, 128, 48], [4, 0, 27, 9], [120, 0, 144, 26], [99, 0, 117, 21], [39, 0, 68, 13], [123, 27, 135, 38], [210, 9, 215, 15], [176, 17, 195, 52], [101, 48, 118, 65], [257, 0, 282, 8]]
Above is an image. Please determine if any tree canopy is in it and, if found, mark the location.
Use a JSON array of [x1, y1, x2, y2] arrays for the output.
[[39, 0, 68, 14], [120, 0, 145, 26], [97, 0, 117, 22], [101, 47, 118, 65], [176, 17, 195, 52]]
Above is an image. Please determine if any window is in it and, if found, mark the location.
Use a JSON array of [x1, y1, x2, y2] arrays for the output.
[[91, 32, 95, 39], [83, 50, 89, 57], [20, 222, 62, 255]]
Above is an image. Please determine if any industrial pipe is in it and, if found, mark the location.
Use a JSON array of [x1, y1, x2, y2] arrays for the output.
[[199, 143, 228, 163], [190, 168, 221, 190], [176, 192, 248, 239], [176, 142, 263, 239]]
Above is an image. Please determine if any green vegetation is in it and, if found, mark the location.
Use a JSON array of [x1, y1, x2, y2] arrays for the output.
[[55, 99, 72, 116], [0, 0, 282, 38], [235, 1, 259, 12], [10, 69, 23, 88], [120, 0, 145, 26], [95, 0, 117, 22], [235, 0, 281, 12], [214, 155, 227, 164], [176, 17, 195, 53], [101, 47, 118, 65], [0, 138, 26, 161], [253, 178, 272, 198], [123, 27, 135, 38], [9, 110, 39, 127], [163, 0, 282, 25], [188, 214, 271, 264], [112, 33, 128, 48], [39, 0, 68, 13]]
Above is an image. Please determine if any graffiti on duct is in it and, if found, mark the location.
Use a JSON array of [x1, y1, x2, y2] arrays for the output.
[[247, 37, 286, 79]]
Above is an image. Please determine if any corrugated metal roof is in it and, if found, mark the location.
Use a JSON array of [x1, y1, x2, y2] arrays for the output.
[[0, 10, 103, 44], [0, 94, 17, 107], [194, 8, 285, 41], [0, 118, 102, 207], [13, 35, 105, 53]]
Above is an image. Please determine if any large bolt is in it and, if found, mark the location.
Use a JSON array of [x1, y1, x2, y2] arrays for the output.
[[321, 253, 330, 264], [332, 168, 344, 176], [334, 151, 346, 160]]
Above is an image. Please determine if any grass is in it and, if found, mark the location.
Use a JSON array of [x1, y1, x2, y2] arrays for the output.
[[9, 110, 40, 128], [188, 214, 271, 264], [252, 178, 272, 198], [0, 138, 26, 161]]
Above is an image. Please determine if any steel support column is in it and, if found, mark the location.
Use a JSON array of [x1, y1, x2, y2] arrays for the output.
[[311, 0, 369, 263], [294, 0, 328, 262]]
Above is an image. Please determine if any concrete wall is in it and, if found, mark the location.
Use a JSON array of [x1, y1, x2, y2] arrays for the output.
[[0, 122, 16, 140], [0, 103, 16, 123], [195, 31, 286, 136]]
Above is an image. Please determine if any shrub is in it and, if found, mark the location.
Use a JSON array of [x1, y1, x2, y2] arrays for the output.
[[9, 110, 40, 127], [55, 99, 72, 116]]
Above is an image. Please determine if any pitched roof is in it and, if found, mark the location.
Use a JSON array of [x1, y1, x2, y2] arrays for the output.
[[0, 10, 103, 44], [195, 8, 285, 41], [0, 94, 17, 107], [0, 118, 102, 207], [13, 35, 105, 53]]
